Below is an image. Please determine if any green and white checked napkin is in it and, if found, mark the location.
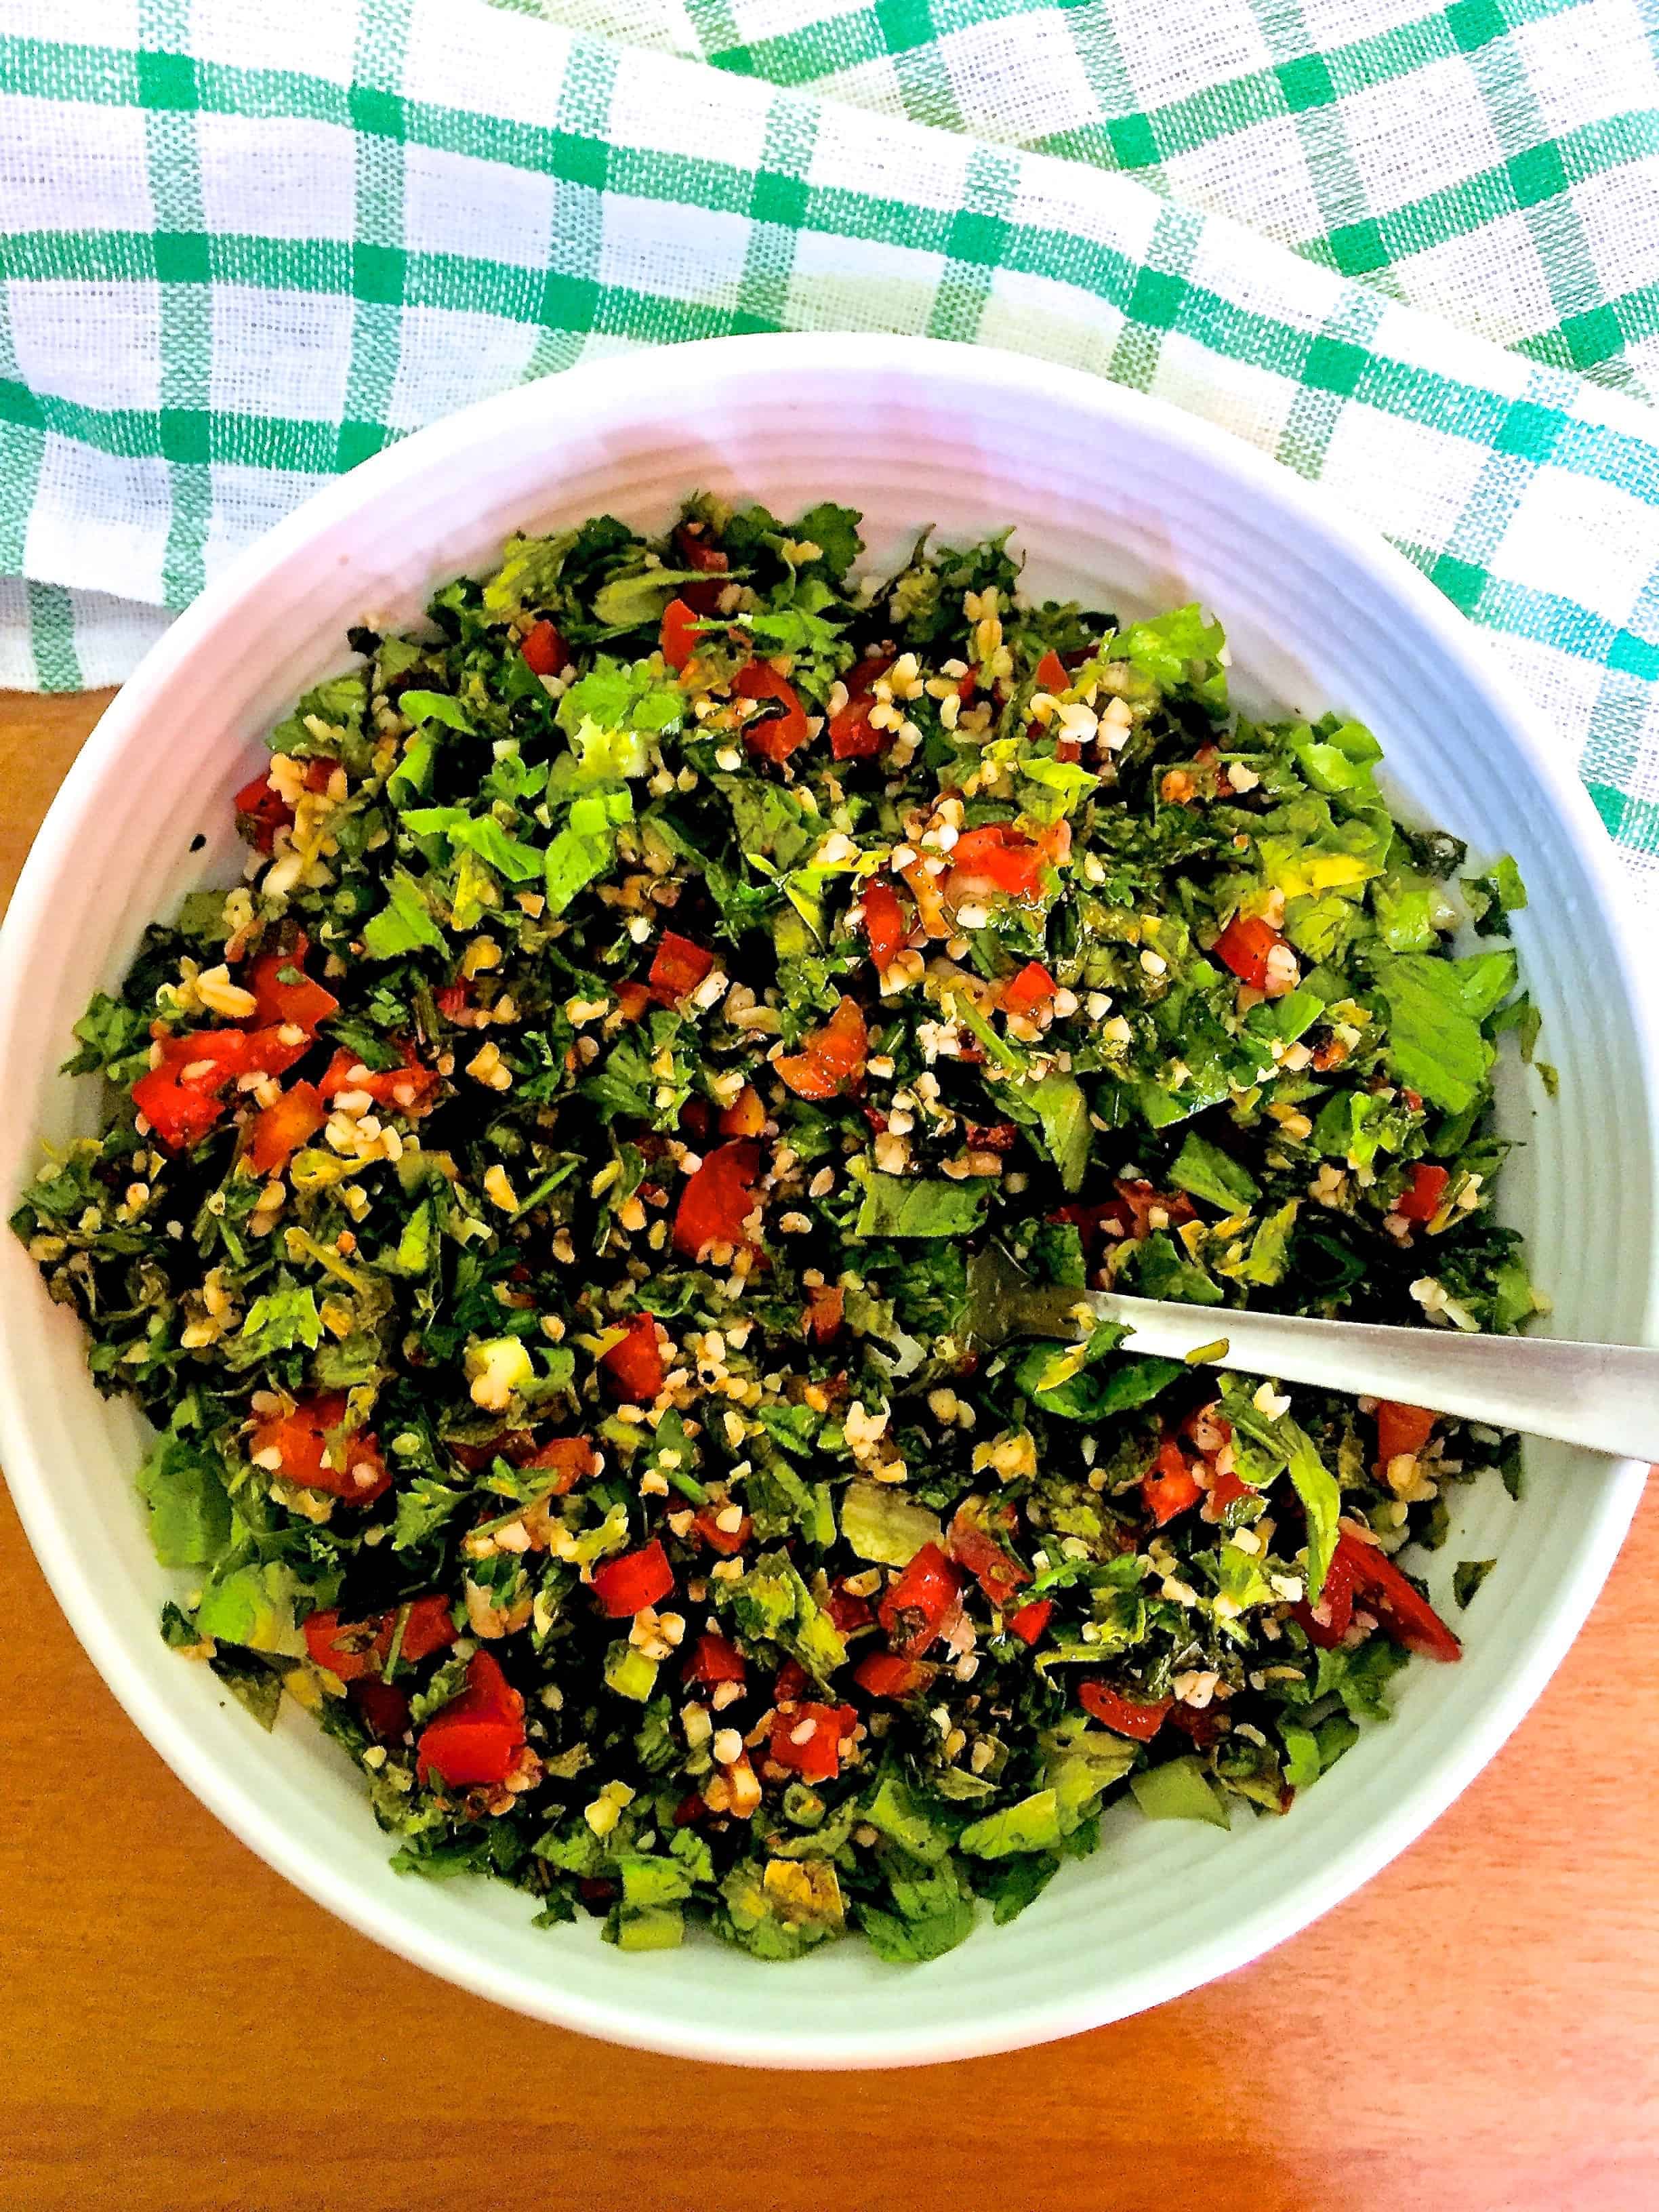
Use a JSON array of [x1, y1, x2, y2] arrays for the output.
[[5, 0, 1659, 899]]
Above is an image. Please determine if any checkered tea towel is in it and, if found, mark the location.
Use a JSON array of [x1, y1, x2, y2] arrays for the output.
[[4, 0, 1659, 901]]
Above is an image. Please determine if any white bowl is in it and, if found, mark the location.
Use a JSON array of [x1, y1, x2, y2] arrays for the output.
[[3, 334, 1655, 2068]]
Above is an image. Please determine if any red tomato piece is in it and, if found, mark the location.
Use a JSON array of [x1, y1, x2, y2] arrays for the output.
[[733, 660, 811, 763], [519, 1435, 598, 1495], [1212, 913, 1286, 991], [693, 1505, 753, 1557], [1001, 960, 1057, 1017], [303, 1608, 392, 1684], [435, 981, 473, 1020], [718, 1083, 767, 1139], [600, 1312, 664, 1404], [769, 1700, 856, 1784], [1291, 1534, 1363, 1651], [828, 660, 890, 760], [1033, 649, 1069, 695], [318, 1042, 440, 1116], [826, 1578, 874, 1637], [773, 1658, 810, 1706], [1141, 1437, 1204, 1527], [684, 1631, 747, 1688], [616, 979, 652, 1023], [878, 1542, 963, 1657], [673, 1139, 760, 1261], [234, 771, 292, 853], [775, 995, 868, 1101], [131, 1058, 232, 1151], [661, 596, 702, 674], [397, 1594, 459, 1662], [859, 877, 907, 972], [415, 1651, 525, 1790], [947, 823, 1044, 903], [648, 930, 716, 1007], [245, 1080, 325, 1175], [853, 1652, 939, 1699], [1374, 1400, 1437, 1479], [1078, 1681, 1173, 1741], [803, 1282, 844, 1343], [946, 1503, 1031, 1610], [1396, 1163, 1450, 1223], [1006, 1597, 1053, 1647], [1344, 1533, 1462, 1662], [590, 1538, 674, 1618], [251, 1393, 392, 1505], [351, 1678, 411, 1743], [245, 934, 340, 1037], [1205, 1470, 1256, 1517], [520, 619, 569, 677]]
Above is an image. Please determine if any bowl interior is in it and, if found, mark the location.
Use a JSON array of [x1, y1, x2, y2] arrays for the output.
[[1, 335, 1653, 2066]]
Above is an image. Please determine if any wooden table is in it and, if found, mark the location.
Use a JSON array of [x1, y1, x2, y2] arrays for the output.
[[2, 689, 1655, 2212]]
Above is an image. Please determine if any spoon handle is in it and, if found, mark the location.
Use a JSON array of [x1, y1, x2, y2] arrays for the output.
[[1094, 1292, 1659, 1462]]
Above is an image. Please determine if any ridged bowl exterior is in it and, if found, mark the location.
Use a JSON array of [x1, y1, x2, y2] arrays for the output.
[[1, 335, 1654, 2067]]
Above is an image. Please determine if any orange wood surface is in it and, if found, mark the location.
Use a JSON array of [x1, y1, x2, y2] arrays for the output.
[[1, 690, 1656, 2212]]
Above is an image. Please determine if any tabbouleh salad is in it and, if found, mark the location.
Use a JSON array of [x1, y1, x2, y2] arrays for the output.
[[14, 495, 1540, 1963]]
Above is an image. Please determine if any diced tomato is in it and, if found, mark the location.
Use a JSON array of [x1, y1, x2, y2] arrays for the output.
[[245, 934, 339, 1037], [693, 1505, 752, 1556], [519, 1434, 598, 1495], [1212, 912, 1287, 991], [351, 1677, 411, 1743], [773, 1658, 810, 1706], [250, 1391, 391, 1504], [415, 1650, 525, 1790], [673, 1139, 760, 1261], [1033, 649, 1069, 695], [947, 820, 1069, 910], [1006, 1597, 1053, 1647], [245, 1080, 325, 1175], [591, 1537, 674, 1618], [1344, 1533, 1462, 1662], [133, 1025, 308, 1151], [600, 1312, 664, 1404], [616, 979, 651, 1023], [958, 668, 977, 703], [946, 823, 1044, 903], [734, 659, 811, 763], [449, 1431, 534, 1473], [1205, 1470, 1256, 1517], [718, 1082, 766, 1139], [304, 1607, 392, 1683], [946, 1502, 1030, 1610], [829, 697, 883, 759], [684, 1631, 746, 1688], [1374, 1400, 1437, 1479], [672, 525, 731, 613], [775, 994, 867, 1100], [804, 1282, 844, 1343], [131, 1058, 232, 1151], [661, 596, 702, 674], [1168, 1702, 1230, 1750], [826, 1578, 874, 1637], [878, 1541, 963, 1658], [1396, 1163, 1450, 1223], [853, 1652, 939, 1699], [1291, 1535, 1362, 1651], [1078, 1681, 1172, 1741], [318, 1042, 440, 1116], [234, 771, 292, 853], [648, 930, 716, 1007], [1001, 960, 1056, 1017], [435, 980, 474, 1021], [520, 619, 569, 677], [859, 877, 907, 972], [1141, 1437, 1204, 1526], [397, 1593, 459, 1662], [769, 1700, 856, 1784]]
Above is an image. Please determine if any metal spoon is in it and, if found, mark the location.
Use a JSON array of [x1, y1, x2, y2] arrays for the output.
[[964, 1246, 1659, 1461]]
